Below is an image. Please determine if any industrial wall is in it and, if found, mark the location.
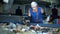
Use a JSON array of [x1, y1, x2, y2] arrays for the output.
[[0, 4, 60, 16]]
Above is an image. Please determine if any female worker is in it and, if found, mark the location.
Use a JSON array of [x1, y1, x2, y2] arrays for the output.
[[28, 1, 45, 23]]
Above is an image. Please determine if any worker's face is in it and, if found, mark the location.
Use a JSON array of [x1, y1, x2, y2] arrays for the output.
[[32, 6, 37, 10]]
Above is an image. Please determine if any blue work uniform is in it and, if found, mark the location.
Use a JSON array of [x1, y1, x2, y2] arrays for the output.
[[30, 7, 43, 23]]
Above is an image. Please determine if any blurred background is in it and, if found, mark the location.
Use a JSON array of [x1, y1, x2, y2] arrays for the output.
[[0, 0, 60, 23], [0, 0, 60, 15]]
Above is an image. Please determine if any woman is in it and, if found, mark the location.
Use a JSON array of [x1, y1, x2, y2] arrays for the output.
[[28, 1, 45, 23]]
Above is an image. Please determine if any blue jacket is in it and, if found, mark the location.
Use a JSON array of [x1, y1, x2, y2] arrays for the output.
[[30, 7, 42, 22]]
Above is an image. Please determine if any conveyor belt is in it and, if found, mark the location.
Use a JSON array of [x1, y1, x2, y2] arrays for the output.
[[0, 15, 60, 28], [0, 15, 23, 23], [29, 23, 60, 28]]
